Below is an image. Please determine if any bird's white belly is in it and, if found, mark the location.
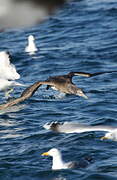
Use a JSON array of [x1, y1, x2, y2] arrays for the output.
[[51, 86, 58, 91]]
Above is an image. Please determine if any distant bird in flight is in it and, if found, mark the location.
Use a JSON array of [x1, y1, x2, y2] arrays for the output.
[[0, 70, 117, 110], [0, 51, 25, 97], [0, 51, 20, 80], [25, 35, 38, 55]]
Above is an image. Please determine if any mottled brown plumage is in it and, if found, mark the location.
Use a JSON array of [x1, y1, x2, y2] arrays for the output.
[[0, 70, 117, 110]]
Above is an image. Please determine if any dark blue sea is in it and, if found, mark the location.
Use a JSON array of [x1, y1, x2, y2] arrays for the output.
[[0, 0, 117, 179]]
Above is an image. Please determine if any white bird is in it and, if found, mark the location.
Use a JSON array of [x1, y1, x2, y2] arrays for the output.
[[42, 148, 71, 170], [0, 51, 25, 97], [25, 35, 38, 55], [0, 51, 20, 80], [41, 148, 91, 170], [43, 122, 117, 141]]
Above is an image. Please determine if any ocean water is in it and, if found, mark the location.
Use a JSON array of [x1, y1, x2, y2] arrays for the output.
[[0, 0, 117, 179]]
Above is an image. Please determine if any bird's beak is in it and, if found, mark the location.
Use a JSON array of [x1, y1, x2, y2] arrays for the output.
[[100, 136, 108, 140], [82, 93, 88, 99], [41, 152, 49, 156], [76, 90, 88, 99]]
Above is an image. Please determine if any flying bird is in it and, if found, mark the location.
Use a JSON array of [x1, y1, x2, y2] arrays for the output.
[[0, 51, 20, 80], [21, 70, 117, 99], [0, 51, 25, 97], [43, 121, 117, 141], [41, 148, 92, 170], [0, 70, 117, 110]]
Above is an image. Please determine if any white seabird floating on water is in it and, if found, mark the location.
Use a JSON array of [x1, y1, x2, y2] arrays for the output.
[[41, 148, 92, 170], [43, 122, 117, 141], [25, 35, 38, 55], [42, 148, 74, 170]]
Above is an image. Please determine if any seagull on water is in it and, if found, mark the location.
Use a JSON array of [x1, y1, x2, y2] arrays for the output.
[[25, 35, 38, 55], [41, 148, 92, 170], [43, 122, 117, 141]]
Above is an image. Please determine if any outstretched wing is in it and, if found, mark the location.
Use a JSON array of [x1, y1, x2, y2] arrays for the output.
[[0, 81, 51, 110], [68, 71, 117, 78], [43, 121, 116, 133], [20, 81, 42, 98]]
